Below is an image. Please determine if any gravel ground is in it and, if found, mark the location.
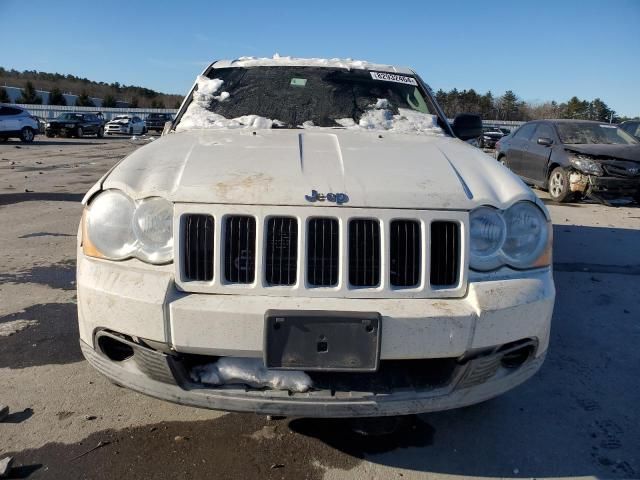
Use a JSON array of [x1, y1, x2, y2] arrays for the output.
[[0, 136, 639, 479]]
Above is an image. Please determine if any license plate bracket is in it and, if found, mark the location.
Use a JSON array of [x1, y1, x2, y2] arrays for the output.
[[264, 310, 381, 372]]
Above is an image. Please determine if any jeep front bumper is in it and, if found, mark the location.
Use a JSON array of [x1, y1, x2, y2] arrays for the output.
[[77, 255, 554, 417]]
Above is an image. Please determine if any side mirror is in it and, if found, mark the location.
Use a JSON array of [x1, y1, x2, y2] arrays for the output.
[[161, 120, 173, 136], [452, 114, 483, 141], [537, 137, 553, 147]]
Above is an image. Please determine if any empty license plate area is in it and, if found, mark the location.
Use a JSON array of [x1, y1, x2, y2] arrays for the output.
[[264, 310, 381, 372]]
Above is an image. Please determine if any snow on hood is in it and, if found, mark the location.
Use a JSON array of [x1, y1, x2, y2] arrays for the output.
[[176, 75, 275, 131], [102, 128, 537, 211], [219, 53, 406, 73], [336, 99, 444, 136], [191, 357, 312, 393], [178, 79, 443, 136], [108, 116, 131, 124]]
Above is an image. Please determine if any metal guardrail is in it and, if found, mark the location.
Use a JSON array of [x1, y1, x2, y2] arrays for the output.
[[12, 103, 178, 121], [14, 103, 524, 128]]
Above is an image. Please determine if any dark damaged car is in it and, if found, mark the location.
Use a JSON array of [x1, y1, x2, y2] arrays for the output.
[[478, 126, 505, 149], [496, 120, 640, 203]]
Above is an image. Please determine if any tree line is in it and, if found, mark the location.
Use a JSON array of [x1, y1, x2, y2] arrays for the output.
[[434, 88, 636, 123], [0, 67, 182, 108]]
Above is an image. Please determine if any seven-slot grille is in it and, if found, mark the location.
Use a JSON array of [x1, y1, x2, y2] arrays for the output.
[[265, 217, 298, 286], [179, 210, 463, 296], [430, 221, 460, 286], [183, 214, 214, 282], [307, 218, 339, 286], [390, 220, 421, 287], [349, 219, 381, 287], [224, 215, 256, 284]]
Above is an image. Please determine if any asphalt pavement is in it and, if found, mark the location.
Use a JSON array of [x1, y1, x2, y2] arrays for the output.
[[1, 137, 638, 479]]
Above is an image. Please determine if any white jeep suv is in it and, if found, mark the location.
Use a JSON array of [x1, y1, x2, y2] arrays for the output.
[[0, 104, 39, 142], [77, 57, 555, 417]]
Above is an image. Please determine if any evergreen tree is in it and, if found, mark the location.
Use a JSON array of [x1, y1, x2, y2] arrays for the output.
[[130, 97, 139, 108], [564, 96, 589, 119], [589, 98, 613, 122], [102, 94, 117, 107], [18, 81, 42, 104], [498, 90, 519, 120], [48, 87, 67, 106], [75, 91, 95, 107], [150, 99, 165, 108], [0, 87, 9, 103]]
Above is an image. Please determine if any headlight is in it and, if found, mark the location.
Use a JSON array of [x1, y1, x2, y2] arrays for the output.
[[569, 155, 603, 176], [502, 202, 550, 268], [46, 122, 51, 127], [132, 197, 173, 263], [83, 190, 173, 264], [470, 202, 551, 271], [470, 207, 507, 271]]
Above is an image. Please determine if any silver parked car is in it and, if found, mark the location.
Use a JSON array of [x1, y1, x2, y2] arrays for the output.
[[0, 104, 39, 142]]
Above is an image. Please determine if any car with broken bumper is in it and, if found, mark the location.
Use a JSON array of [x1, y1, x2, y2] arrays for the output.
[[496, 120, 640, 203], [77, 57, 555, 417]]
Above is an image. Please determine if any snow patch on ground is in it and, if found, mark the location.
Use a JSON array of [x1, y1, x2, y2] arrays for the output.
[[177, 75, 277, 131], [191, 357, 313, 393], [0, 319, 38, 337]]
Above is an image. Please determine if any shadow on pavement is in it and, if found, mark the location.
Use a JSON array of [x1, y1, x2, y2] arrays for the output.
[[0, 302, 82, 368], [0, 192, 84, 206]]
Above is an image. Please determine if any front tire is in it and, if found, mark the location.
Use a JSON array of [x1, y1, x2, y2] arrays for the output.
[[129, 127, 133, 135], [548, 167, 574, 203], [76, 127, 84, 138], [97, 127, 104, 138], [20, 127, 35, 143]]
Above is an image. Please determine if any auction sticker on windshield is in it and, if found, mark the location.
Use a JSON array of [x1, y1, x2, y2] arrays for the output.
[[370, 71, 418, 86]]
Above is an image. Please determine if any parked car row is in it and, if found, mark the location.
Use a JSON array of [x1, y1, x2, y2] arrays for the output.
[[495, 119, 640, 204], [1, 103, 174, 141], [0, 104, 40, 142]]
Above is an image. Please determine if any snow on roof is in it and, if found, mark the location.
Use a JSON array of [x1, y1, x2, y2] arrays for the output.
[[211, 54, 414, 74]]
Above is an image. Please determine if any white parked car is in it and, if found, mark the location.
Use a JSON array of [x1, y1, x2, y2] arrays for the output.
[[105, 115, 147, 135], [78, 57, 555, 418], [0, 104, 39, 142]]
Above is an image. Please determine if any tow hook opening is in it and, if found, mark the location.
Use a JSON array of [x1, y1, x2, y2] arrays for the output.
[[98, 335, 134, 362], [499, 340, 535, 369]]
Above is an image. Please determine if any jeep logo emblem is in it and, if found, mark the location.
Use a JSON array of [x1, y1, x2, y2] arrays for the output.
[[305, 189, 349, 205]]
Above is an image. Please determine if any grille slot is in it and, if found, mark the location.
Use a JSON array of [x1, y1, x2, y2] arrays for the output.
[[265, 217, 298, 286], [183, 214, 214, 281], [224, 216, 256, 284], [390, 220, 421, 287], [307, 218, 339, 286], [430, 221, 460, 287], [349, 219, 381, 287]]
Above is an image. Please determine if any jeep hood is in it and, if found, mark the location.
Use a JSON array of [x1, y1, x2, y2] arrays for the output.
[[564, 143, 640, 163], [100, 129, 535, 210]]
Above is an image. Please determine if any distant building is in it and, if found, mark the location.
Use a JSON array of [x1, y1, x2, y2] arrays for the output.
[[2, 85, 104, 107]]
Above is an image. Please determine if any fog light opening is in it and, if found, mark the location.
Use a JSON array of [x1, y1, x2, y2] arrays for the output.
[[98, 335, 134, 362], [500, 345, 533, 369]]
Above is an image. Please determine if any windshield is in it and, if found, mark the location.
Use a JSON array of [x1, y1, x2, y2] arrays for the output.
[[112, 116, 130, 121], [176, 66, 444, 135], [556, 123, 638, 145], [57, 113, 83, 120]]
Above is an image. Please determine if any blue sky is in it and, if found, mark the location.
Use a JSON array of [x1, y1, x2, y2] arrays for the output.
[[1, 0, 638, 116]]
